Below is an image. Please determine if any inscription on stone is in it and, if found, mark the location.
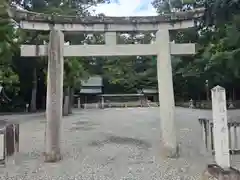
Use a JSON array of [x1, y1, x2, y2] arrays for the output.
[[211, 85, 230, 169], [0, 134, 4, 161]]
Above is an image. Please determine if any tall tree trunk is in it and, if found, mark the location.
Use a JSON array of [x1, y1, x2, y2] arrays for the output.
[[63, 86, 70, 116], [30, 68, 37, 112], [68, 87, 73, 114]]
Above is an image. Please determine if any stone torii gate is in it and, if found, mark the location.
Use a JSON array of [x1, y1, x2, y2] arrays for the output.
[[11, 8, 204, 162]]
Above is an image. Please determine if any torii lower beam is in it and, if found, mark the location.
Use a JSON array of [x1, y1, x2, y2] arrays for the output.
[[21, 43, 195, 57]]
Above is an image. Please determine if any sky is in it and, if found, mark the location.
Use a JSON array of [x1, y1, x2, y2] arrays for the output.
[[90, 0, 158, 16]]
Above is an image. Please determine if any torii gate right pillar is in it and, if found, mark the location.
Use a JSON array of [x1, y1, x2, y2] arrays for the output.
[[156, 29, 178, 157]]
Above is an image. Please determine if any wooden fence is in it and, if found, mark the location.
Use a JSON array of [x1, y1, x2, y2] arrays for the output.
[[177, 100, 240, 109], [199, 118, 240, 154]]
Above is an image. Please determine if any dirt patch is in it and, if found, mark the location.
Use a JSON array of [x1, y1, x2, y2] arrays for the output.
[[72, 121, 90, 125], [106, 135, 151, 149], [89, 135, 151, 150], [69, 126, 95, 131], [72, 120, 99, 126], [70, 120, 99, 131], [88, 140, 105, 147]]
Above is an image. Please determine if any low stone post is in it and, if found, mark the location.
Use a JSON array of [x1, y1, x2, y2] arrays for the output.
[[25, 104, 29, 112], [101, 96, 104, 109], [0, 129, 5, 165], [189, 99, 194, 108], [228, 99, 235, 109], [202, 85, 240, 180], [77, 97, 81, 109]]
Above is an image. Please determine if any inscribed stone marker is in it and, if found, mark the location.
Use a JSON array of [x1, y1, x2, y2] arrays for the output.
[[0, 134, 4, 161], [211, 85, 230, 169]]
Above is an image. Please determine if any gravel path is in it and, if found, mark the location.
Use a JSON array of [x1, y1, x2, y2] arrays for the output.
[[0, 107, 240, 180]]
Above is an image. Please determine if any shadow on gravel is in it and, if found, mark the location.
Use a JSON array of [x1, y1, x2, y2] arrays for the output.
[[70, 120, 99, 131], [73, 120, 99, 126], [73, 121, 91, 125], [70, 126, 95, 131], [89, 135, 151, 150]]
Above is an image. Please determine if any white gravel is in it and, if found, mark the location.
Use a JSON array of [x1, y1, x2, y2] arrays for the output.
[[0, 107, 240, 179]]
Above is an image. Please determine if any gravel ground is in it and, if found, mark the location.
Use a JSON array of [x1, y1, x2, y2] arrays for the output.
[[0, 107, 240, 180]]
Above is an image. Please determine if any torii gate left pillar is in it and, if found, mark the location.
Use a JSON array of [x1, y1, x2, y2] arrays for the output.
[[44, 29, 64, 162], [156, 29, 178, 157]]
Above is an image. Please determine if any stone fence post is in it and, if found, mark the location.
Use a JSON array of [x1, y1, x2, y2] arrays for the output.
[[202, 85, 240, 180]]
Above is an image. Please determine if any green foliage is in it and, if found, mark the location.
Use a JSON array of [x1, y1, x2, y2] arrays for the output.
[[3, 0, 240, 111], [64, 57, 89, 88], [0, 66, 19, 94], [150, 0, 240, 100], [102, 32, 157, 92], [0, 0, 110, 111], [0, 0, 20, 98], [151, 0, 202, 13]]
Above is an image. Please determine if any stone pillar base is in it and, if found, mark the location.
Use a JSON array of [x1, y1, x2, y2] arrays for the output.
[[43, 152, 62, 163], [15, 142, 19, 152], [202, 164, 240, 180], [160, 143, 180, 158]]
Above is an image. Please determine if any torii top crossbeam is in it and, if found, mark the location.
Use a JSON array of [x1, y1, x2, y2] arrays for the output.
[[9, 7, 205, 32]]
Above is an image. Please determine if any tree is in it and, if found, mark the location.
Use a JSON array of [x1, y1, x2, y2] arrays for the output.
[[9, 0, 110, 113], [102, 32, 158, 93], [152, 0, 240, 101], [152, 0, 202, 13], [0, 0, 20, 111], [63, 57, 89, 115]]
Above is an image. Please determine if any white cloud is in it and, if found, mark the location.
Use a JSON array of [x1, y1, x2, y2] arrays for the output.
[[90, 0, 157, 16]]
